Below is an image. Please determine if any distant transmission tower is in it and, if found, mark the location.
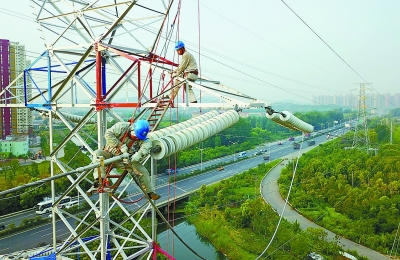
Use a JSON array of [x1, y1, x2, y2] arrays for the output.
[[352, 83, 372, 150]]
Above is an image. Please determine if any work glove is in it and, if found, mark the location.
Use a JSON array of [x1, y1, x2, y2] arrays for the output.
[[130, 152, 141, 163], [120, 144, 128, 154]]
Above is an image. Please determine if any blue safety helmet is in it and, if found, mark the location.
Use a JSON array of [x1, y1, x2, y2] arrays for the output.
[[175, 41, 185, 50], [133, 120, 150, 140]]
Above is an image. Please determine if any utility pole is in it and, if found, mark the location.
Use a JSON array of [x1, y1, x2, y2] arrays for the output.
[[229, 141, 236, 161], [199, 148, 204, 171]]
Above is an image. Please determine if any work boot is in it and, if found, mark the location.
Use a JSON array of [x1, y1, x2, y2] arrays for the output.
[[148, 192, 161, 200]]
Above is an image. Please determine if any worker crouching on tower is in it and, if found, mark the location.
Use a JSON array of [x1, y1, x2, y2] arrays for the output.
[[89, 120, 161, 200], [170, 40, 198, 103]]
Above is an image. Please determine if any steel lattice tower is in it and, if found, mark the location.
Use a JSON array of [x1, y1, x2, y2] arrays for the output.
[[352, 83, 371, 150]]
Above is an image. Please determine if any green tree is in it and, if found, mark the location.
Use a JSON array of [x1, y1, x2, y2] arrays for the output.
[[7, 159, 21, 177], [29, 163, 40, 178]]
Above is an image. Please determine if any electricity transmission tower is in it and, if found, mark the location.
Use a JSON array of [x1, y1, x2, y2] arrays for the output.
[[352, 83, 372, 150], [0, 1, 264, 259]]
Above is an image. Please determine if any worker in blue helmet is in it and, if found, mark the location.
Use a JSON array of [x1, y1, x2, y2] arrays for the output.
[[88, 120, 160, 200], [169, 40, 198, 103]]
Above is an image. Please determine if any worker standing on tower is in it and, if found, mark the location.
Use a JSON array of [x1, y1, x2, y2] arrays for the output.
[[170, 41, 198, 103], [88, 120, 160, 200]]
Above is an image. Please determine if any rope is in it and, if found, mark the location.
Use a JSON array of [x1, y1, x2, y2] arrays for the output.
[[112, 193, 143, 204], [163, 2, 183, 255], [197, 0, 202, 107]]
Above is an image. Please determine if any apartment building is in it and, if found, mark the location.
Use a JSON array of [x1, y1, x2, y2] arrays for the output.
[[0, 39, 32, 139], [0, 135, 29, 157]]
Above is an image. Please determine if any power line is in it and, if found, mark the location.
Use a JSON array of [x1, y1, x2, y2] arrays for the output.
[[280, 0, 398, 109]]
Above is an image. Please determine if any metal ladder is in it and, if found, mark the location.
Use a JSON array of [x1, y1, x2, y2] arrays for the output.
[[93, 95, 172, 196], [145, 95, 171, 131]]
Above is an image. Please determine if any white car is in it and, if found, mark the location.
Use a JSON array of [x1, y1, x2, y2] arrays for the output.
[[66, 201, 79, 209]]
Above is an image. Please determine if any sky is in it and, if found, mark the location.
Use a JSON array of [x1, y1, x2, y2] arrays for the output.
[[1, 0, 400, 105]]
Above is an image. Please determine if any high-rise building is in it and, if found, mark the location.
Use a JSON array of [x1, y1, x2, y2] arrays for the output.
[[0, 39, 32, 139]]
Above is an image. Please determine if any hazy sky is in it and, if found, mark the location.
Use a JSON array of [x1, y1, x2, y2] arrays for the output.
[[1, 0, 399, 105]]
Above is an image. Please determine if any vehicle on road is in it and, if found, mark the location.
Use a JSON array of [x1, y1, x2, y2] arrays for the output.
[[217, 166, 224, 171], [0, 222, 6, 230], [278, 142, 283, 145], [66, 201, 79, 209], [36, 196, 71, 214], [288, 137, 294, 141], [263, 155, 270, 160], [293, 142, 300, 149], [165, 168, 179, 174], [238, 152, 247, 158], [308, 140, 315, 146]]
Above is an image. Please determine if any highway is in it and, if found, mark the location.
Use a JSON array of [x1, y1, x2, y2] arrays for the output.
[[1, 126, 368, 257]]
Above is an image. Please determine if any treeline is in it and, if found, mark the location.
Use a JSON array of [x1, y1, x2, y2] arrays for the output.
[[278, 122, 400, 254]]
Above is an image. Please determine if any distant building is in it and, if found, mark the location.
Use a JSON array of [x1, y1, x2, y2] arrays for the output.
[[0, 135, 29, 157], [0, 39, 32, 139], [312, 93, 400, 110]]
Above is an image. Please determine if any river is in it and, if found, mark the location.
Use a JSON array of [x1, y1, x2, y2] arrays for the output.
[[158, 220, 228, 260]]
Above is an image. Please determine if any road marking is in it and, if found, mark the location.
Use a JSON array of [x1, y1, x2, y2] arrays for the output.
[[176, 186, 187, 192], [40, 229, 64, 238], [31, 226, 52, 235]]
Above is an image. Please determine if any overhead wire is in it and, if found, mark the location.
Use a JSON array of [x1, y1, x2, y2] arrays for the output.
[[4, 2, 399, 111], [0, 5, 359, 110], [3, 3, 340, 109], [280, 0, 398, 109]]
